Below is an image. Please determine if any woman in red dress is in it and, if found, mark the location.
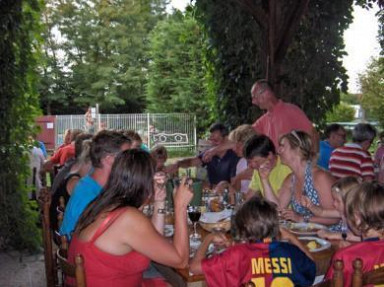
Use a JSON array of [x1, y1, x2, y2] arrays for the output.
[[68, 149, 193, 287]]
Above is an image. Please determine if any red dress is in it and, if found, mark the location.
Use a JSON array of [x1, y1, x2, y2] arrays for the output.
[[67, 208, 166, 287]]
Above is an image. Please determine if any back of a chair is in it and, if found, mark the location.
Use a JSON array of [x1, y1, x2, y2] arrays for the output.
[[352, 258, 384, 287], [53, 196, 66, 244], [56, 248, 86, 287], [312, 260, 344, 287], [38, 186, 57, 287]]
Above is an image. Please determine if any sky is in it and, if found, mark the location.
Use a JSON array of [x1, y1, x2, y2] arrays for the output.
[[169, 0, 381, 94]]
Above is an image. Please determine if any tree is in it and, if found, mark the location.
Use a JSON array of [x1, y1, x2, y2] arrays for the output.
[[195, 0, 354, 128], [359, 57, 384, 126], [326, 103, 356, 123], [146, 11, 216, 133], [40, 0, 168, 114], [38, 1, 77, 115], [0, 0, 41, 250]]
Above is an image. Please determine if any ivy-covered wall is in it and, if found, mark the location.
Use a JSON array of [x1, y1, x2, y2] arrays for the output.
[[0, 0, 41, 251]]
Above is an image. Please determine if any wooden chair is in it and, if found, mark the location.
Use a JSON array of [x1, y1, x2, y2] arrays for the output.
[[38, 186, 57, 287], [56, 248, 86, 287], [312, 260, 344, 287], [53, 196, 66, 245], [31, 167, 37, 200], [352, 258, 384, 287]]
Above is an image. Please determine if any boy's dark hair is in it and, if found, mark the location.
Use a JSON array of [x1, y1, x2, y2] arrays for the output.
[[235, 196, 279, 242], [90, 130, 130, 168], [209, 123, 229, 137], [74, 133, 93, 158], [243, 134, 276, 159], [151, 145, 168, 161], [324, 124, 343, 139]]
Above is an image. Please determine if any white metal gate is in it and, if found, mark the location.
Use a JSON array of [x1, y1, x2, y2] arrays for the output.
[[55, 113, 196, 151]]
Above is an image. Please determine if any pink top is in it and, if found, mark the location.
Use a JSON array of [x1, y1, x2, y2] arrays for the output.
[[67, 208, 156, 287], [252, 100, 313, 148]]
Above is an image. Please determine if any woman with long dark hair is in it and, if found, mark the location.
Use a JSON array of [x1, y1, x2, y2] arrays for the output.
[[67, 149, 193, 286]]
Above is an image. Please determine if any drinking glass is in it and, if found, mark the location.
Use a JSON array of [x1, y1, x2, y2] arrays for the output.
[[188, 206, 201, 240]]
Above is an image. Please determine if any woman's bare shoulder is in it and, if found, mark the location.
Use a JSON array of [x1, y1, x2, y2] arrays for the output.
[[313, 167, 334, 182]]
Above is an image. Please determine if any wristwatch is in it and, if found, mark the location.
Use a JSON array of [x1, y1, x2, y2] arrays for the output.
[[341, 232, 347, 241]]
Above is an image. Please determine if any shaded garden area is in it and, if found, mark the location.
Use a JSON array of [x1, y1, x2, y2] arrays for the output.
[[1, 0, 384, 251]]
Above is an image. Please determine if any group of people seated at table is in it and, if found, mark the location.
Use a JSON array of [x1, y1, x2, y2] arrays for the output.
[[41, 78, 384, 286]]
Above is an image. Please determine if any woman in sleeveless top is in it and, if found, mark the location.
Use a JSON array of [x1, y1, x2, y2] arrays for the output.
[[67, 149, 193, 287], [260, 130, 339, 226]]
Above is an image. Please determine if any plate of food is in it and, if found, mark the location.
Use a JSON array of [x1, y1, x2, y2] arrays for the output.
[[299, 236, 331, 252], [286, 222, 327, 236]]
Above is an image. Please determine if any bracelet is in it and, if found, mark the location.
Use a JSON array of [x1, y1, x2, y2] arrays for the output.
[[157, 208, 166, 214]]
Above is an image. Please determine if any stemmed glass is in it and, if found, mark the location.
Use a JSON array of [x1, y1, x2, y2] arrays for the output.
[[188, 206, 201, 240]]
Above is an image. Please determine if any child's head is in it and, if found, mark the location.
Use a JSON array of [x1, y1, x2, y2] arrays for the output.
[[150, 145, 168, 171], [235, 196, 279, 242], [344, 182, 384, 236], [331, 176, 360, 213]]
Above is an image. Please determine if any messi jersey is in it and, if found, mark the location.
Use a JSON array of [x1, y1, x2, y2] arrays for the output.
[[325, 239, 384, 287], [201, 241, 316, 287]]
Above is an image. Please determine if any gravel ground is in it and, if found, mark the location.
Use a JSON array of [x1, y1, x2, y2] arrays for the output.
[[0, 250, 46, 287]]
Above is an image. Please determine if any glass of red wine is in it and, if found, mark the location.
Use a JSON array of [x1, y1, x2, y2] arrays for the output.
[[188, 206, 201, 240]]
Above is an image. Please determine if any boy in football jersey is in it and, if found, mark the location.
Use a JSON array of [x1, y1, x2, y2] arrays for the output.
[[190, 197, 316, 287]]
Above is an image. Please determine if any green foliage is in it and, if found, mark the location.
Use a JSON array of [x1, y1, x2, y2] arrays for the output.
[[0, 0, 41, 251], [194, 0, 353, 129], [340, 92, 361, 105], [194, 0, 263, 129], [359, 57, 384, 127], [40, 0, 168, 114], [326, 102, 356, 122], [146, 11, 216, 134]]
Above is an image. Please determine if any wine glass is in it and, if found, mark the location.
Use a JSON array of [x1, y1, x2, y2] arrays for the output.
[[188, 206, 201, 240]]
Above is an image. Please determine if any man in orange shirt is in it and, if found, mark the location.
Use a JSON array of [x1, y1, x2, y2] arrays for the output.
[[251, 79, 317, 150]]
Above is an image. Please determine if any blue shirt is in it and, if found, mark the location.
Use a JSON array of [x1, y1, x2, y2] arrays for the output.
[[317, 140, 334, 170], [199, 150, 239, 185], [38, 141, 47, 158], [60, 175, 102, 239]]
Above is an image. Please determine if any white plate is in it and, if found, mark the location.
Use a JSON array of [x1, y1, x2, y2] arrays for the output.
[[299, 236, 331, 252], [285, 222, 327, 236]]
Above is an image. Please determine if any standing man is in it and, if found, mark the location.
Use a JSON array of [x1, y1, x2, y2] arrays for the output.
[[317, 124, 346, 170], [329, 123, 376, 182], [251, 79, 317, 150], [60, 130, 131, 239], [174, 123, 239, 186]]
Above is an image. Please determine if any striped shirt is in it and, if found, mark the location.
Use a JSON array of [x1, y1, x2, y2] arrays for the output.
[[329, 143, 374, 181]]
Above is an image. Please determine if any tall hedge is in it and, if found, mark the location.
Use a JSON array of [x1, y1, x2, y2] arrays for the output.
[[0, 0, 41, 251]]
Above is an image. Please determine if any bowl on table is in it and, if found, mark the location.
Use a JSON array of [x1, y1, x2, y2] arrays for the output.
[[199, 218, 231, 233], [199, 210, 232, 233]]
